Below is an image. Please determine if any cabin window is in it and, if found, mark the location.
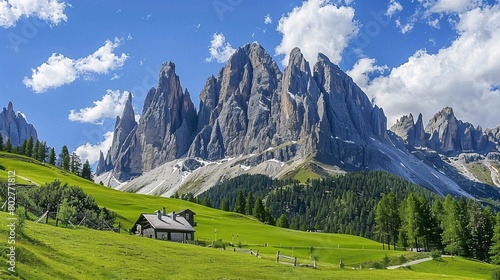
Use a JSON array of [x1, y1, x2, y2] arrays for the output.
[[186, 213, 190, 220]]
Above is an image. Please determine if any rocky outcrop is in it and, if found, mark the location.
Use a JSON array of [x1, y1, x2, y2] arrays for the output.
[[189, 43, 282, 159], [392, 107, 497, 155], [0, 102, 38, 147], [391, 113, 425, 147], [101, 62, 198, 180], [104, 43, 389, 180]]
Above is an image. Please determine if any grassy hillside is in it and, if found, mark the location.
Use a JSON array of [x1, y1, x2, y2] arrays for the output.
[[408, 256, 497, 279], [1, 152, 497, 279], [0, 212, 485, 280]]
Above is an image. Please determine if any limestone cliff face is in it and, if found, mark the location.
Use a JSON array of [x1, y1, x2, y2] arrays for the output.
[[391, 113, 425, 147], [188, 43, 282, 160], [391, 107, 495, 155], [101, 44, 389, 180], [0, 102, 38, 147], [103, 62, 197, 180]]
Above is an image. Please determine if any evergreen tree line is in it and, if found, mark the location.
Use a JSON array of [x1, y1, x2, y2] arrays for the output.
[[1, 180, 116, 229], [376, 192, 500, 263], [195, 171, 442, 235], [0, 135, 93, 181]]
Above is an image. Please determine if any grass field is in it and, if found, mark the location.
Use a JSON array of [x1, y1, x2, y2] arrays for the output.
[[0, 152, 498, 279], [408, 256, 497, 279], [466, 163, 494, 186]]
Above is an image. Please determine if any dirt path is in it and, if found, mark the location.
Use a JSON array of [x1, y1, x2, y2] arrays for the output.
[[386, 257, 432, 269], [387, 255, 451, 270], [16, 174, 40, 186]]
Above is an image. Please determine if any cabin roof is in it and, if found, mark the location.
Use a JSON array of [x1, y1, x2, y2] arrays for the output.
[[139, 212, 195, 232]]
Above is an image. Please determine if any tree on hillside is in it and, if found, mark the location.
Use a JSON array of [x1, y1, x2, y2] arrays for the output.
[[59, 145, 70, 169], [245, 192, 255, 215], [276, 214, 289, 228], [469, 203, 494, 262], [37, 141, 47, 162], [48, 148, 56, 165], [58, 198, 77, 227], [253, 197, 266, 222], [33, 140, 40, 160], [220, 199, 229, 212], [81, 160, 93, 181], [441, 195, 459, 255], [70, 152, 82, 175], [25, 136, 33, 157], [5, 138, 11, 152], [0, 133, 3, 151], [375, 194, 391, 250], [265, 206, 275, 226], [490, 213, 500, 264], [21, 139, 27, 155], [401, 193, 424, 250], [456, 197, 472, 257], [234, 190, 245, 214]]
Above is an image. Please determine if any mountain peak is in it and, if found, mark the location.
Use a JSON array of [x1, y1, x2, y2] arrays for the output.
[[7, 101, 13, 112], [0, 101, 38, 147]]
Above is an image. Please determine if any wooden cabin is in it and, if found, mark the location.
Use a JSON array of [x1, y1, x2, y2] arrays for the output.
[[132, 207, 195, 242]]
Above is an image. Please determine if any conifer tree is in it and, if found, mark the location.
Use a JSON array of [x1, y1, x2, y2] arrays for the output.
[[245, 192, 255, 215], [221, 199, 229, 211], [21, 139, 27, 155], [490, 213, 500, 264], [233, 190, 245, 214], [5, 138, 11, 152], [25, 136, 33, 157], [276, 214, 289, 228], [253, 197, 266, 222], [37, 141, 46, 162], [81, 160, 93, 181], [0, 133, 3, 151], [48, 148, 56, 165], [33, 140, 40, 160]]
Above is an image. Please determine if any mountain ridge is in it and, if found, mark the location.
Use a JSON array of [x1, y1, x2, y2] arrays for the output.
[[96, 43, 499, 200], [0, 101, 38, 147]]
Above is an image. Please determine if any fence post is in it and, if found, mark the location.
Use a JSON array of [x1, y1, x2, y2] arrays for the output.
[[294, 257, 297, 267], [276, 251, 280, 263], [314, 260, 317, 269]]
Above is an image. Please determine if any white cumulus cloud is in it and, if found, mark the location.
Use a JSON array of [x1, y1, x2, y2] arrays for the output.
[[74, 131, 113, 165], [264, 14, 272, 24], [386, 0, 403, 17], [364, 5, 500, 129], [395, 18, 414, 34], [429, 0, 482, 14], [23, 37, 128, 93], [275, 0, 358, 67], [205, 32, 236, 63], [346, 57, 387, 89], [68, 90, 131, 124], [0, 0, 68, 28]]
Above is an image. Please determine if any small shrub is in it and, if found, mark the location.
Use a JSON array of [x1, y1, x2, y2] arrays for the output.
[[372, 262, 383, 269], [398, 255, 407, 265], [492, 268, 500, 280], [383, 255, 390, 266], [431, 250, 442, 260], [213, 240, 226, 250]]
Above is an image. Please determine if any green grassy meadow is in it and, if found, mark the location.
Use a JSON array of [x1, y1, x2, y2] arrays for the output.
[[0, 152, 497, 279]]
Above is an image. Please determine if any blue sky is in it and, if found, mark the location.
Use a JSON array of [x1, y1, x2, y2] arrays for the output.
[[1, 0, 499, 166]]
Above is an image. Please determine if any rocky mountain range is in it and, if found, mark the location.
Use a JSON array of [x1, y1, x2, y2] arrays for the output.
[[0, 101, 38, 147], [96, 43, 500, 200]]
